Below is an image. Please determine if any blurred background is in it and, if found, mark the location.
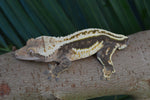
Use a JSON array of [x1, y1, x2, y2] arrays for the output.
[[0, 0, 150, 100]]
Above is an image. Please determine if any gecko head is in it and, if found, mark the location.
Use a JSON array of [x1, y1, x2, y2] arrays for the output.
[[15, 36, 59, 62], [118, 36, 129, 50], [15, 38, 46, 61]]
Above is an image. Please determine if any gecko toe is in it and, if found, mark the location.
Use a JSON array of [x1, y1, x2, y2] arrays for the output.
[[102, 67, 113, 79], [43, 70, 50, 75], [47, 76, 52, 81]]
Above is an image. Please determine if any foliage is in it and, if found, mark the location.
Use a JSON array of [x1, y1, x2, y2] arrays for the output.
[[0, 0, 150, 99]]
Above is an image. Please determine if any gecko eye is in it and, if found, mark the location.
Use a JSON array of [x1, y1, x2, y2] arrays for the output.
[[27, 48, 35, 56]]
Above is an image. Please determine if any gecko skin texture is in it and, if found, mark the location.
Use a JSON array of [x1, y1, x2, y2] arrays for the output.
[[15, 28, 128, 79]]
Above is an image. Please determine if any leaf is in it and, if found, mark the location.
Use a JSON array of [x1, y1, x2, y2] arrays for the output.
[[0, 9, 23, 47], [6, 0, 41, 38], [96, 0, 125, 33], [109, 0, 141, 34], [20, 0, 49, 35], [77, 0, 107, 29], [134, 0, 150, 29], [57, 0, 88, 30], [0, 0, 28, 41], [24, 0, 62, 36], [0, 34, 8, 48], [42, 0, 76, 35]]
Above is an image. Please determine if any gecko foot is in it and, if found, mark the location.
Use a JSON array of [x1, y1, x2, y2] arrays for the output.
[[102, 66, 115, 80], [47, 75, 52, 80], [47, 73, 59, 82], [44, 63, 60, 81], [45, 69, 60, 82]]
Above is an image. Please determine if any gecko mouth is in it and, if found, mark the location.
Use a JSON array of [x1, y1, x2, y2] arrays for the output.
[[15, 56, 40, 61]]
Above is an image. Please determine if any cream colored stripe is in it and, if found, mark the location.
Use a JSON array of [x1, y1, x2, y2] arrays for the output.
[[59, 28, 128, 42], [71, 41, 104, 60], [108, 44, 119, 65]]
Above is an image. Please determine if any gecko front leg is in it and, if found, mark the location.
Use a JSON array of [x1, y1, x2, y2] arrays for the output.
[[97, 43, 119, 79], [48, 56, 71, 81]]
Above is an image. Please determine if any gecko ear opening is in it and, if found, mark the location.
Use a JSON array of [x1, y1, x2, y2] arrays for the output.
[[26, 38, 35, 45]]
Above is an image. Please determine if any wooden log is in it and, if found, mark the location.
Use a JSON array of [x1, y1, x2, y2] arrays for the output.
[[0, 30, 150, 100]]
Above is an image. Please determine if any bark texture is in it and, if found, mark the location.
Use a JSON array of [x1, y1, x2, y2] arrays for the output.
[[0, 30, 150, 100]]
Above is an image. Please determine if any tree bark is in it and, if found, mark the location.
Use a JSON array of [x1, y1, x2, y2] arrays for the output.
[[0, 30, 150, 100]]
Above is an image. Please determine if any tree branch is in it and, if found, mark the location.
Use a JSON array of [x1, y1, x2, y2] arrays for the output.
[[0, 30, 150, 100]]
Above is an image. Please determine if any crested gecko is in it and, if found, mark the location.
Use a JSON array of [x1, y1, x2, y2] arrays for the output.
[[15, 28, 128, 80]]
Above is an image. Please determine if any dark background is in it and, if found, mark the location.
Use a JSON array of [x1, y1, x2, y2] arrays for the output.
[[0, 0, 150, 100]]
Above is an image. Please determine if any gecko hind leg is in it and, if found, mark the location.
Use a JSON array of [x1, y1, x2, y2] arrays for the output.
[[96, 43, 118, 79], [97, 57, 114, 79]]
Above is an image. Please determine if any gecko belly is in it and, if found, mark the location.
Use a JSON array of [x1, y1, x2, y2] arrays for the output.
[[70, 41, 104, 61]]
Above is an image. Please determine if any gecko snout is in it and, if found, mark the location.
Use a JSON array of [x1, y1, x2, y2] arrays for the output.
[[14, 51, 19, 57]]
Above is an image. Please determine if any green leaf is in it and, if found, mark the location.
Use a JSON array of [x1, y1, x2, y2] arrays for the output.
[[144, 0, 150, 17], [77, 0, 108, 29], [42, 0, 76, 35], [0, 47, 11, 55], [109, 0, 141, 34], [57, 0, 88, 30], [20, 0, 51, 36], [0, 0, 28, 41], [134, 0, 150, 29], [0, 34, 8, 48], [7, 0, 41, 38], [24, 0, 62, 36], [0, 10, 23, 47], [96, 0, 125, 33]]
